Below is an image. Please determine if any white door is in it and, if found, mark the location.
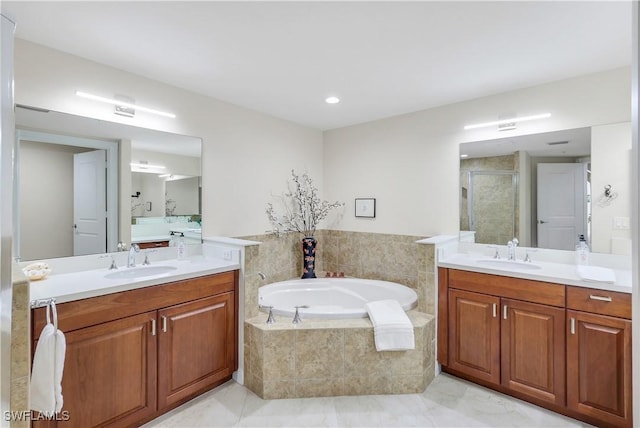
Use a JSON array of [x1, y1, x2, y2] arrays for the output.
[[73, 150, 107, 255], [537, 163, 587, 250]]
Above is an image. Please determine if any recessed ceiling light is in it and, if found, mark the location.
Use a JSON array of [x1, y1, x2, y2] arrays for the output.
[[460, 154, 469, 158], [325, 96, 340, 104]]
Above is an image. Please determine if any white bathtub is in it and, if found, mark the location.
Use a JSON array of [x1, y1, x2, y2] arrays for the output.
[[258, 278, 418, 319]]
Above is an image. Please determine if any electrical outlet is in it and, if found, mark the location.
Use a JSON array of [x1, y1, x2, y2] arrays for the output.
[[222, 250, 233, 261]]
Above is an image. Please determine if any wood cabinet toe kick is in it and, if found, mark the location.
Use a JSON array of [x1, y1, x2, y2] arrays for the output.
[[438, 267, 632, 428]]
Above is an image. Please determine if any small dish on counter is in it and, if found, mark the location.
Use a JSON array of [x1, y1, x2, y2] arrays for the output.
[[22, 262, 52, 281]]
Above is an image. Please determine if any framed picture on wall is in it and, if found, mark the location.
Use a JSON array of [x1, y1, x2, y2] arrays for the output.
[[355, 198, 376, 218]]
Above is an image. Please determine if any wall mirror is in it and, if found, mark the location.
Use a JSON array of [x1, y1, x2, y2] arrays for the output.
[[14, 105, 202, 262], [460, 124, 632, 255]]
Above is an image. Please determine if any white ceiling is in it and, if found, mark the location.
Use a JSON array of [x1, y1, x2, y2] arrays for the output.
[[2, 1, 632, 131]]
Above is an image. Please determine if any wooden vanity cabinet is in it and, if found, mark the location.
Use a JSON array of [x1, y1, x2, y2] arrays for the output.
[[31, 270, 238, 428], [566, 286, 632, 428], [445, 271, 565, 407], [501, 298, 565, 406], [137, 240, 170, 249], [53, 311, 158, 428], [439, 268, 632, 427], [447, 288, 500, 384], [157, 291, 236, 409]]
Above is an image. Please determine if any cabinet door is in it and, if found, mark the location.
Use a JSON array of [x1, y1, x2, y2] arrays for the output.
[[39, 311, 157, 428], [567, 310, 632, 427], [157, 292, 235, 409], [448, 289, 500, 384], [501, 299, 565, 406]]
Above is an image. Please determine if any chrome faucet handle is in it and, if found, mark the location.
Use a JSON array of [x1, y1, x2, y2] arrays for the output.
[[487, 245, 500, 259], [292, 305, 309, 324], [523, 248, 537, 263], [512, 238, 519, 247], [259, 305, 276, 324], [267, 306, 276, 324], [99, 254, 118, 270], [142, 249, 157, 266]]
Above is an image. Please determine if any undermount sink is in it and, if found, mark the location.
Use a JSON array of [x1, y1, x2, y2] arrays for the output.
[[104, 265, 178, 279], [477, 259, 542, 270]]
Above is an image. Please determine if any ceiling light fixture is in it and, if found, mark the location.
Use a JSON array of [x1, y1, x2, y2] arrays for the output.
[[464, 113, 551, 130], [76, 91, 176, 119], [325, 96, 340, 104]]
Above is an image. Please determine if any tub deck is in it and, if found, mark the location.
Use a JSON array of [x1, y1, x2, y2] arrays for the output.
[[244, 310, 435, 399]]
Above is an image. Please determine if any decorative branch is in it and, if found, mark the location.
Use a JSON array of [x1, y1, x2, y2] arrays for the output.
[[266, 170, 344, 238]]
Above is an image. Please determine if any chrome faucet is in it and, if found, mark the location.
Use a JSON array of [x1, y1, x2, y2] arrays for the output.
[[128, 244, 140, 268], [507, 238, 519, 261]]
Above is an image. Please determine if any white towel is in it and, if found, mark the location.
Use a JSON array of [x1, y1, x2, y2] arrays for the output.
[[576, 265, 617, 284], [365, 299, 415, 351], [30, 304, 66, 415]]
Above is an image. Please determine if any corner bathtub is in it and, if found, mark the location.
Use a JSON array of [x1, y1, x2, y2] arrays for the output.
[[258, 278, 418, 319]]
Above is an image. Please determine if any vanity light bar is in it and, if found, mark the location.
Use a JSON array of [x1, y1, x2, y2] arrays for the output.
[[464, 113, 551, 130], [76, 91, 176, 119], [131, 162, 166, 169]]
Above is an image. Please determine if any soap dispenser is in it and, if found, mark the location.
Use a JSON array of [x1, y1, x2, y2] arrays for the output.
[[575, 234, 590, 265], [177, 233, 186, 260]]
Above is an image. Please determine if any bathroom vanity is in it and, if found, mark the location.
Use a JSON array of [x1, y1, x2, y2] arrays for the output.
[[438, 261, 631, 428], [29, 259, 239, 427]]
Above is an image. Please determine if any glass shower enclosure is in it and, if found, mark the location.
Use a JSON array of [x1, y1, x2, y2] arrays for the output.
[[460, 170, 518, 245]]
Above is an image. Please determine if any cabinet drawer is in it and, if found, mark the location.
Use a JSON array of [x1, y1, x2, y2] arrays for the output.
[[566, 286, 631, 319], [448, 269, 565, 307], [33, 270, 238, 333]]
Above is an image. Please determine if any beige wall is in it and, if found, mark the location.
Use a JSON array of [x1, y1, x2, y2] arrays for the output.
[[18, 141, 90, 260], [591, 122, 632, 254]]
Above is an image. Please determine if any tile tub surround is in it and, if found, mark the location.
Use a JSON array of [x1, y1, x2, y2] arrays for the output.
[[10, 268, 30, 428], [244, 311, 435, 399], [239, 230, 436, 319]]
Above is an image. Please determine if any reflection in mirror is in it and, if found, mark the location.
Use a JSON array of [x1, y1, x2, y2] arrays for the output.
[[460, 124, 632, 255], [461, 127, 590, 251], [14, 106, 202, 261]]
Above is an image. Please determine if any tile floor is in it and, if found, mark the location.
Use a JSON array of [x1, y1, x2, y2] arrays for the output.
[[142, 373, 594, 428]]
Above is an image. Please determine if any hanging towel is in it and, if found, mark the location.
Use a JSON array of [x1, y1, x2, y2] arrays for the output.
[[576, 265, 616, 284], [365, 299, 415, 351], [30, 301, 66, 414]]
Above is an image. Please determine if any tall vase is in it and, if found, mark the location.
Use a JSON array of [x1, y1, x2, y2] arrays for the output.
[[301, 237, 317, 279]]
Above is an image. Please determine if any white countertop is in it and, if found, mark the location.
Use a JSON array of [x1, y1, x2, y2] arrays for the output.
[[30, 256, 239, 305], [439, 253, 632, 294]]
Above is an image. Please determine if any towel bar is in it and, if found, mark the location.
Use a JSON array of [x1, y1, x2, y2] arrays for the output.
[[30, 297, 56, 309]]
